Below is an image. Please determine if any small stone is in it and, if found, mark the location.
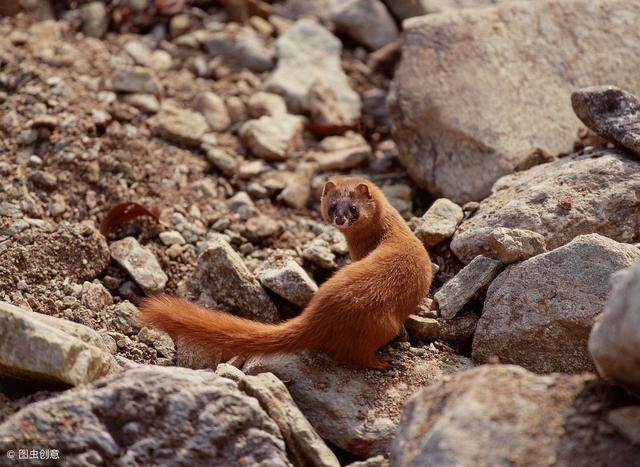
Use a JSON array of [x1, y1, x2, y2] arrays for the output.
[[111, 67, 162, 95], [405, 315, 439, 342], [434, 255, 502, 319], [81, 282, 113, 312], [124, 40, 153, 67], [194, 237, 278, 322], [121, 93, 160, 114], [226, 96, 249, 123], [159, 230, 186, 246], [243, 215, 282, 243], [166, 243, 184, 259], [28, 170, 57, 189], [238, 160, 268, 178], [240, 114, 304, 161], [227, 191, 258, 220], [333, 0, 399, 50], [153, 102, 208, 146], [415, 199, 464, 248], [315, 144, 371, 172], [195, 92, 231, 132], [247, 92, 288, 118], [91, 109, 111, 126], [302, 239, 336, 269], [257, 259, 318, 307], [149, 50, 172, 71], [110, 237, 168, 294], [264, 18, 361, 119], [205, 148, 238, 177], [248, 16, 274, 36], [572, 85, 640, 158], [81, 1, 108, 38], [488, 227, 547, 264], [169, 14, 191, 38], [203, 26, 274, 72], [279, 163, 315, 209]]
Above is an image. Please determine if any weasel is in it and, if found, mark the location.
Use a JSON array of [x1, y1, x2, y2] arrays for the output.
[[138, 177, 432, 369]]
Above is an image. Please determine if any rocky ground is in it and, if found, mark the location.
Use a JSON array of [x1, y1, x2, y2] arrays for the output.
[[1, 0, 640, 466]]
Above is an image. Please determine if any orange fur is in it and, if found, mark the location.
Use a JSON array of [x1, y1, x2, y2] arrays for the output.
[[138, 177, 432, 369]]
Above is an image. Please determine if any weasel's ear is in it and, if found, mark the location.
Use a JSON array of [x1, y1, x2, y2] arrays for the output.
[[355, 183, 372, 199], [322, 180, 337, 197]]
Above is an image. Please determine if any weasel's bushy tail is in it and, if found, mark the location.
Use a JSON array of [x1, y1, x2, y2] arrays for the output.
[[138, 295, 309, 358]]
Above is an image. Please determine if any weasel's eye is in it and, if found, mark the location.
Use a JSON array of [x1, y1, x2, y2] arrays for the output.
[[329, 202, 337, 213], [349, 205, 358, 215]]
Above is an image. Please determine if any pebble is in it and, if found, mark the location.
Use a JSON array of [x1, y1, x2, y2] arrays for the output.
[[239, 114, 304, 161], [488, 227, 547, 264], [122, 93, 160, 114], [111, 67, 162, 95], [415, 198, 464, 248], [247, 92, 288, 118], [257, 259, 318, 307], [153, 102, 209, 146], [110, 237, 168, 294], [243, 215, 282, 243], [159, 230, 186, 246], [195, 91, 231, 132], [227, 191, 258, 220]]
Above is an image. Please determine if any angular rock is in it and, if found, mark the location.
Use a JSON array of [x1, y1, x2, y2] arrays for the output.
[[414, 198, 463, 249], [279, 163, 316, 209], [307, 79, 358, 127], [195, 91, 231, 132], [590, 263, 640, 394], [153, 102, 209, 146], [265, 18, 361, 120], [110, 237, 168, 294], [240, 114, 304, 161], [404, 315, 439, 342], [434, 255, 502, 319], [315, 144, 371, 172], [243, 215, 283, 243], [572, 85, 640, 157], [111, 67, 162, 95], [203, 26, 274, 72], [121, 93, 160, 113], [0, 301, 116, 386], [389, 0, 640, 203], [451, 150, 640, 264], [474, 234, 640, 373], [244, 348, 472, 457], [0, 366, 291, 465], [488, 227, 547, 264], [194, 237, 278, 323], [0, 222, 109, 291], [333, 0, 398, 50], [391, 365, 640, 466], [248, 91, 288, 118], [241, 372, 340, 467], [227, 191, 258, 220], [257, 259, 318, 307], [302, 239, 337, 269]]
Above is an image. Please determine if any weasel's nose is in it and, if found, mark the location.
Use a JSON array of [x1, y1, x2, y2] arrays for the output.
[[335, 216, 346, 226]]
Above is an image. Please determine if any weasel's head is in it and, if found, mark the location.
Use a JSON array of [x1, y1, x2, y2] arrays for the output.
[[321, 178, 377, 231]]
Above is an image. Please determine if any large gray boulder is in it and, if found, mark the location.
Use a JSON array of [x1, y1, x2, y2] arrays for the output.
[[0, 366, 292, 466], [473, 234, 640, 373], [450, 150, 640, 264], [244, 348, 471, 457], [590, 263, 640, 394], [390, 365, 640, 466], [389, 0, 640, 203]]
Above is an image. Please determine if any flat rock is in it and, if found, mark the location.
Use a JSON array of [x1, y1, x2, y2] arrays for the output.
[[0, 366, 292, 466], [572, 85, 640, 157], [315, 144, 371, 172], [451, 150, 640, 264], [590, 263, 640, 394], [414, 198, 463, 249], [264, 18, 361, 120], [257, 259, 318, 307], [390, 365, 640, 466], [241, 372, 340, 467], [193, 237, 278, 323], [0, 222, 109, 292], [240, 114, 304, 161], [0, 301, 116, 386], [153, 102, 209, 146], [473, 234, 640, 373], [244, 348, 472, 457], [434, 255, 502, 319], [111, 67, 162, 95], [110, 237, 168, 294], [333, 0, 398, 50], [389, 0, 640, 203]]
